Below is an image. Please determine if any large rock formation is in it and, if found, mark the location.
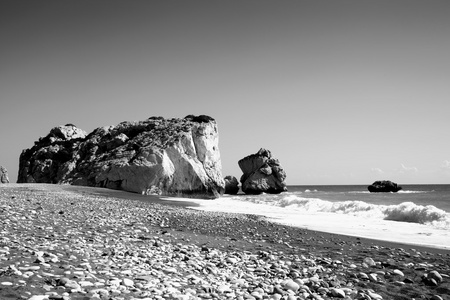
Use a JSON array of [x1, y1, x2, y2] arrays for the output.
[[0, 166, 10, 183], [368, 180, 402, 193], [224, 175, 239, 195], [238, 148, 287, 194], [18, 115, 225, 198]]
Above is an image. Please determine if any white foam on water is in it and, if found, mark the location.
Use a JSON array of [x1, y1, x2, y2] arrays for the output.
[[228, 194, 450, 228], [164, 195, 450, 250], [398, 190, 429, 194]]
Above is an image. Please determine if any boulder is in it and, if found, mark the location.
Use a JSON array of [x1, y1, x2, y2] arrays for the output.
[[224, 175, 239, 195], [18, 115, 225, 198], [368, 180, 402, 193], [0, 166, 10, 183], [238, 148, 287, 194]]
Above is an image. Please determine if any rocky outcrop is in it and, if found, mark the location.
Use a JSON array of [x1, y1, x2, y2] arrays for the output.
[[238, 148, 287, 194], [224, 175, 239, 195], [368, 180, 402, 193], [18, 116, 225, 198], [0, 166, 10, 183]]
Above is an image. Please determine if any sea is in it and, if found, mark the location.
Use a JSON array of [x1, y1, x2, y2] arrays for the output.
[[232, 184, 450, 228], [181, 184, 450, 250]]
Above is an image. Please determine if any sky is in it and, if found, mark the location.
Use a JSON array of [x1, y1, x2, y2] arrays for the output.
[[1, 0, 450, 185]]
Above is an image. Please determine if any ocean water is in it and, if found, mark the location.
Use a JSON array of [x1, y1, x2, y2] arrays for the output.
[[230, 185, 450, 229], [177, 184, 450, 249]]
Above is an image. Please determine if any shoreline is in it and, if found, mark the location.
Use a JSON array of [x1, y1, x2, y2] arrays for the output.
[[60, 184, 450, 252], [1, 184, 449, 300], [2, 183, 449, 253], [164, 194, 450, 252]]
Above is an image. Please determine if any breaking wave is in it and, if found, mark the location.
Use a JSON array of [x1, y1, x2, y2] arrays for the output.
[[397, 190, 429, 194], [231, 194, 450, 229]]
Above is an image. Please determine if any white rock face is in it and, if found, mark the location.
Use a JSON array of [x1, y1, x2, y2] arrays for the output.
[[18, 116, 225, 198]]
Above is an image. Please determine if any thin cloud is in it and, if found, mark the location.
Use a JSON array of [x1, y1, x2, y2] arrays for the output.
[[370, 167, 384, 175], [440, 160, 450, 170], [440, 160, 450, 175], [398, 164, 418, 174]]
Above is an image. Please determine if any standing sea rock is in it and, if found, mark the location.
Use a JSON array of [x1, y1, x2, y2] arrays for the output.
[[0, 166, 10, 183], [18, 115, 225, 198], [368, 180, 402, 193], [238, 148, 287, 194], [224, 175, 239, 195]]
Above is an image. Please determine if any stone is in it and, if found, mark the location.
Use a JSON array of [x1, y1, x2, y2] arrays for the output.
[[238, 148, 287, 194], [28, 296, 50, 300], [427, 271, 443, 284], [17, 116, 225, 198], [331, 288, 346, 298], [122, 278, 134, 286], [282, 279, 299, 292], [224, 175, 239, 195], [0, 166, 9, 183], [367, 291, 383, 300], [368, 273, 378, 282], [367, 180, 402, 193], [363, 257, 376, 266]]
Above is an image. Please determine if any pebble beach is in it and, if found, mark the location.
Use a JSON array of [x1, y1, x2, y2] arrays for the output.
[[1, 184, 449, 300]]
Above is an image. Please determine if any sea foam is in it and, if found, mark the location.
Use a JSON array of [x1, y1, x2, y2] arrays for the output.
[[231, 194, 450, 228]]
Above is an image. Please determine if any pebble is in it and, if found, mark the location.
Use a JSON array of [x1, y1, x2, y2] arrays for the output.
[[283, 279, 300, 292], [368, 273, 378, 282], [428, 270, 443, 283], [331, 288, 346, 298], [121, 278, 133, 286], [28, 296, 49, 300], [363, 257, 376, 267], [0, 185, 448, 300]]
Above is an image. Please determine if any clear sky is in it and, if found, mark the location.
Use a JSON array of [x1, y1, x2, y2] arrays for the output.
[[1, 0, 450, 185]]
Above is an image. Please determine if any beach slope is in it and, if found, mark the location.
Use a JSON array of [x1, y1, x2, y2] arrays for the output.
[[0, 184, 449, 300]]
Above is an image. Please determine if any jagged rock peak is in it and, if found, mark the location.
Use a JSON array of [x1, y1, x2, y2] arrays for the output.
[[34, 124, 87, 146], [18, 115, 225, 198]]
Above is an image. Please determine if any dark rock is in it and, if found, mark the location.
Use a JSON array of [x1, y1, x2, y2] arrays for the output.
[[0, 166, 10, 183], [238, 148, 287, 194], [18, 116, 225, 198], [224, 175, 239, 195], [184, 115, 215, 123], [368, 180, 402, 193]]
